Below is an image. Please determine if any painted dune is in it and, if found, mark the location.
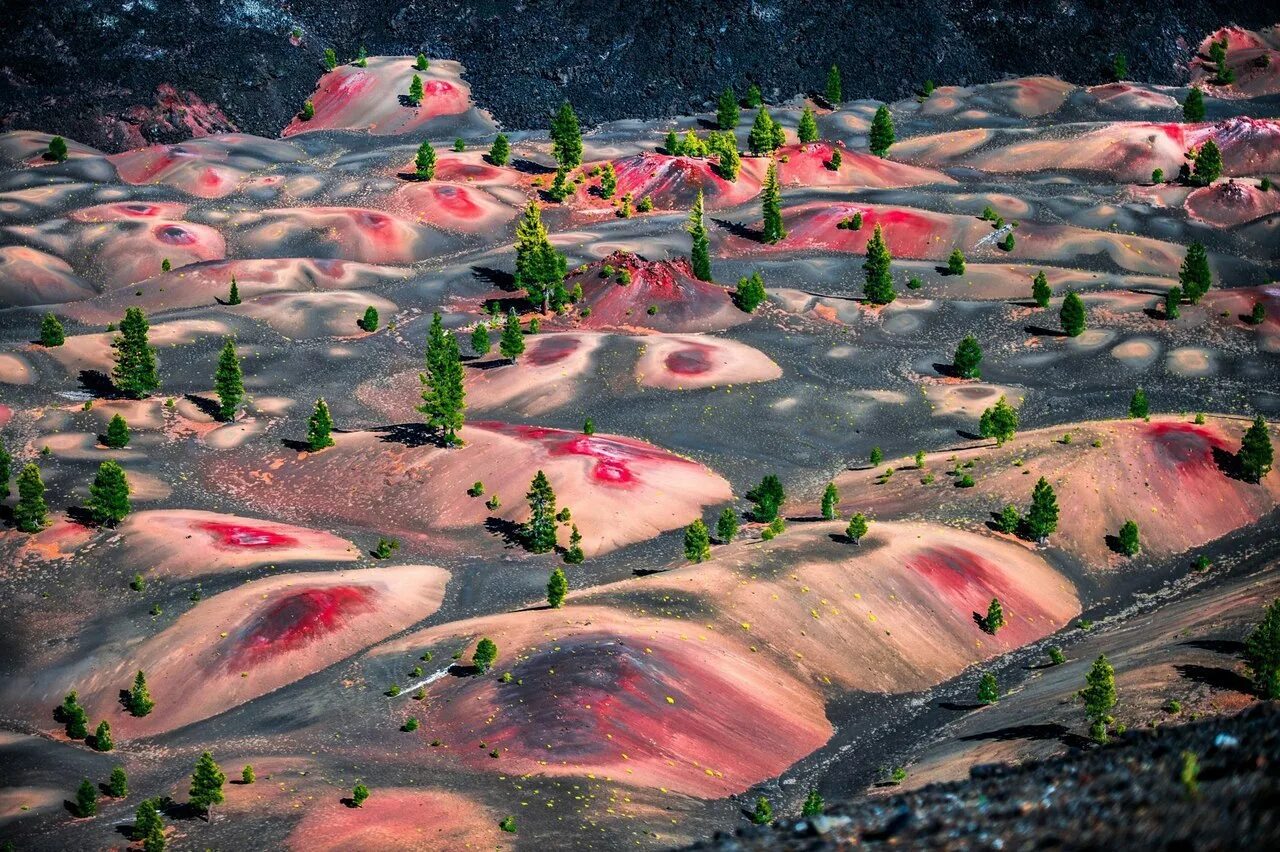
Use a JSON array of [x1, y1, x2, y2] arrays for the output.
[[633, 333, 781, 389], [237, 207, 444, 264], [600, 152, 763, 211], [1185, 179, 1280, 227], [286, 789, 503, 852], [0, 245, 96, 306], [753, 143, 955, 189], [108, 134, 306, 198], [566, 253, 745, 332], [207, 422, 732, 555]]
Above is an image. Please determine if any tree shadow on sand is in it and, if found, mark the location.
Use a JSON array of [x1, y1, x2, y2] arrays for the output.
[[959, 722, 1091, 749], [483, 516, 525, 549], [183, 393, 221, 420], [471, 265, 516, 290], [373, 423, 446, 449], [1023, 324, 1069, 338], [78, 369, 116, 398], [711, 217, 762, 242], [1174, 663, 1253, 694], [1177, 638, 1245, 655], [1211, 446, 1248, 481]]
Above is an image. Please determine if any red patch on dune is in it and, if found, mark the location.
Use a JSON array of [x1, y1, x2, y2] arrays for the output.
[[153, 223, 199, 245], [199, 521, 299, 549], [426, 184, 482, 218], [525, 335, 580, 366], [477, 421, 695, 486], [608, 153, 761, 209], [563, 252, 741, 331], [433, 159, 505, 183], [777, 203, 951, 257], [230, 586, 375, 666], [1145, 422, 1228, 476], [906, 545, 1043, 643], [665, 345, 712, 375]]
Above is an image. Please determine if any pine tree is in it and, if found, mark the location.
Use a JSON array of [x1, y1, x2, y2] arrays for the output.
[[87, 460, 130, 526], [488, 133, 510, 166], [189, 751, 226, 820], [415, 141, 436, 180], [473, 637, 498, 672], [683, 519, 712, 562], [828, 147, 842, 170], [550, 102, 583, 169], [797, 105, 819, 143], [869, 105, 895, 157], [761, 161, 786, 243], [524, 470, 558, 553], [947, 248, 966, 276], [112, 307, 159, 398], [751, 796, 773, 825], [547, 567, 568, 608], [352, 782, 370, 807], [1244, 598, 1280, 699], [977, 672, 999, 704], [1183, 86, 1205, 121], [821, 482, 839, 520], [746, 474, 785, 522], [745, 83, 763, 108], [1192, 139, 1222, 185], [979, 395, 1019, 446], [105, 413, 130, 448], [15, 463, 47, 533], [126, 668, 155, 717], [770, 116, 786, 150], [1030, 271, 1051, 308], [323, 48, 337, 71], [1082, 654, 1117, 743], [716, 507, 739, 542], [1238, 415, 1273, 483], [825, 65, 843, 104], [499, 309, 525, 361], [415, 52, 429, 71], [688, 190, 712, 281], [983, 598, 1005, 634], [470, 324, 491, 356], [1178, 242, 1212, 303], [224, 275, 241, 306], [564, 523, 584, 564], [716, 86, 740, 130], [953, 335, 983, 379], [733, 271, 767, 312], [846, 512, 868, 543], [408, 74, 425, 105], [801, 788, 824, 817], [47, 135, 69, 162], [353, 45, 367, 68], [1118, 519, 1141, 556], [300, 100, 315, 121], [307, 398, 335, 451], [0, 438, 10, 500], [93, 720, 114, 751], [1165, 286, 1182, 319], [862, 225, 895, 304], [1060, 290, 1086, 336], [513, 202, 567, 311], [360, 305, 379, 331], [214, 337, 244, 421], [664, 129, 681, 155], [76, 778, 98, 817], [108, 766, 129, 797], [748, 107, 779, 156], [61, 691, 89, 739], [417, 312, 466, 446], [1129, 387, 1149, 419], [1112, 52, 1128, 81], [242, 765, 256, 784], [599, 161, 617, 198], [1026, 477, 1059, 543], [1000, 231, 1015, 252], [40, 312, 65, 346], [134, 799, 163, 842]]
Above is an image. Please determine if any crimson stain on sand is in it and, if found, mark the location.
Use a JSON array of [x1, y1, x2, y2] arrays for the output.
[[1144, 421, 1229, 476], [906, 545, 1040, 641], [231, 585, 375, 666], [665, 345, 713, 376], [478, 421, 695, 486], [154, 223, 198, 246], [525, 336, 580, 367], [199, 521, 299, 549]]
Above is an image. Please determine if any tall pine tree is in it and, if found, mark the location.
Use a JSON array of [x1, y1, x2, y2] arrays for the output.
[[1179, 242, 1212, 303], [1238, 415, 1273, 482], [869, 106, 895, 157], [1025, 476, 1059, 543], [862, 224, 895, 304], [307, 398, 335, 451], [761, 161, 786, 243], [189, 751, 226, 821], [87, 460, 131, 526], [524, 470, 558, 553], [688, 190, 712, 280], [417, 312, 466, 445], [716, 87, 740, 130], [825, 65, 843, 104], [499, 309, 525, 361], [1060, 290, 1086, 336], [550, 102, 583, 169], [15, 462, 47, 533], [513, 202, 568, 312], [797, 105, 819, 143], [112, 307, 159, 398], [213, 337, 244, 422]]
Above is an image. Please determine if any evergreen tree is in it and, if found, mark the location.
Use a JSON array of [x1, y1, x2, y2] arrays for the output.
[[547, 567, 568, 608], [982, 598, 1005, 634], [828, 147, 842, 170], [213, 337, 244, 422], [105, 413, 131, 449], [716, 507, 739, 542], [306, 398, 335, 451], [709, 131, 741, 180], [0, 438, 9, 500], [869, 105, 895, 157], [108, 766, 129, 797], [354, 45, 367, 68], [473, 637, 498, 672], [1244, 598, 1280, 699], [1183, 86, 1205, 121], [997, 504, 1021, 534], [1118, 519, 1141, 556], [1178, 242, 1212, 303], [242, 765, 255, 784], [112, 307, 159, 398], [415, 52, 429, 71], [1192, 139, 1222, 185], [797, 105, 819, 143], [748, 107, 779, 156], [761, 161, 786, 243], [953, 335, 983, 379], [1026, 476, 1059, 543], [513, 202, 567, 312], [751, 796, 773, 825], [47, 135, 69, 162], [977, 672, 999, 704], [664, 129, 682, 155], [76, 779, 98, 817], [523, 470, 558, 553], [770, 117, 786, 150], [1250, 302, 1267, 325], [1129, 387, 1149, 419], [863, 224, 896, 304], [300, 100, 315, 121], [227, 276, 241, 305], [1238, 415, 1274, 483], [126, 668, 155, 718], [825, 64, 843, 104], [1082, 654, 1117, 743], [947, 248, 966, 276], [1112, 52, 1128, 80], [417, 312, 466, 446], [746, 474, 785, 522], [323, 48, 337, 71], [359, 305, 379, 331], [134, 800, 163, 844], [550, 102, 583, 169], [1060, 290, 1087, 336], [415, 141, 436, 180], [548, 165, 571, 202], [978, 395, 1019, 446], [15, 463, 48, 533], [801, 788, 824, 817], [683, 519, 712, 562], [499, 309, 525, 361], [846, 512, 868, 544], [999, 231, 1015, 252], [470, 324, 491, 356], [87, 460, 130, 526], [189, 751, 226, 820], [597, 161, 617, 198], [745, 83, 763, 108], [821, 482, 839, 520], [352, 783, 370, 807], [488, 133, 510, 166], [688, 190, 712, 280], [61, 690, 89, 739], [161, 259, 171, 273], [408, 74, 425, 105], [93, 720, 114, 751], [564, 523, 584, 564], [1165, 286, 1182, 319], [717, 87, 740, 130], [733, 271, 767, 312], [40, 312, 65, 346]]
